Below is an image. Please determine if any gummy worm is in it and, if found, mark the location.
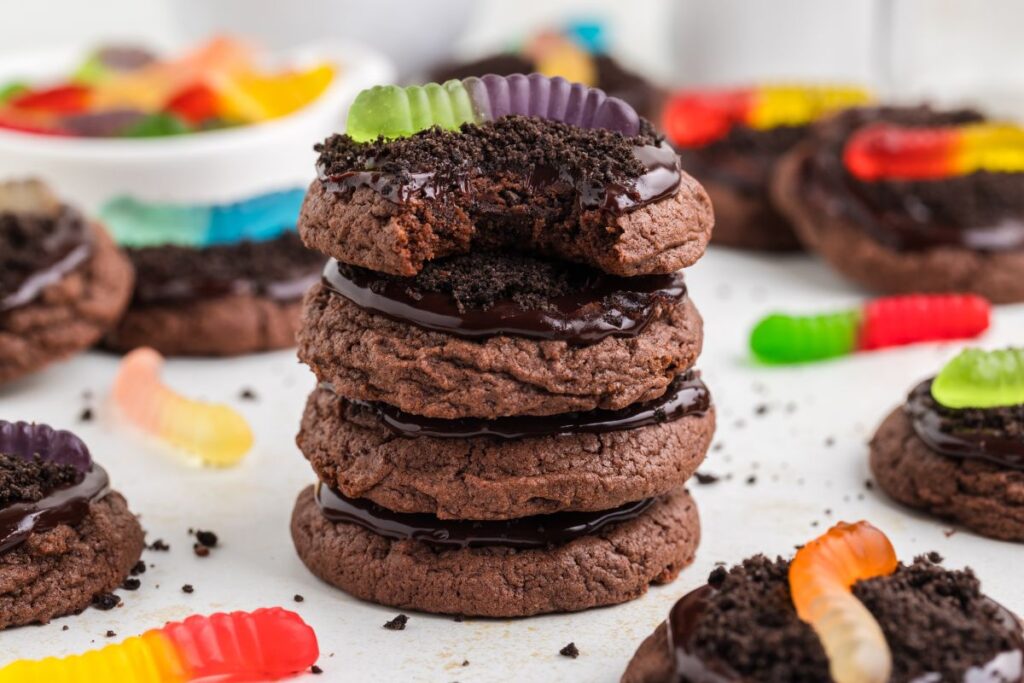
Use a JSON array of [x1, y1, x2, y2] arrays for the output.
[[345, 72, 640, 142], [844, 122, 1024, 181], [0, 607, 318, 682], [112, 347, 253, 466], [750, 293, 990, 364], [789, 521, 898, 683], [931, 347, 1024, 409], [663, 84, 871, 147]]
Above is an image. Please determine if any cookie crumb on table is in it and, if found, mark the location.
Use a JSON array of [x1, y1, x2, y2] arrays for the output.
[[91, 593, 120, 611], [181, 584, 194, 594], [559, 642, 580, 659], [383, 614, 408, 631]]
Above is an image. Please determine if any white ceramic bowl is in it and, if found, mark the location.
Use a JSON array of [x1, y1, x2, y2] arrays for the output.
[[0, 42, 395, 211]]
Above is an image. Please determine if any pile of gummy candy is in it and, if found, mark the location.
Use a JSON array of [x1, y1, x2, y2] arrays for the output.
[[0, 37, 335, 138]]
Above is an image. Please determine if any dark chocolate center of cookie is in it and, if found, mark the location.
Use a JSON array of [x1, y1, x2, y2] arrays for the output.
[[906, 379, 1024, 470], [316, 115, 680, 214], [678, 124, 807, 196], [0, 206, 92, 312], [341, 370, 710, 439], [316, 484, 655, 549], [127, 231, 324, 305], [322, 251, 686, 344], [668, 556, 1024, 683], [800, 106, 1024, 252]]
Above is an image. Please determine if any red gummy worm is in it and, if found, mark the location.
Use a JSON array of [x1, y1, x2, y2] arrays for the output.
[[162, 607, 319, 680], [858, 294, 990, 351], [662, 89, 753, 147], [10, 85, 91, 115], [843, 123, 959, 181]]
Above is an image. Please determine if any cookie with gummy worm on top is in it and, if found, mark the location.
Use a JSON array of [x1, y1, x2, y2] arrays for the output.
[[0, 420, 144, 628], [663, 84, 870, 251], [871, 347, 1024, 542], [0, 179, 133, 385], [773, 106, 1024, 302], [623, 521, 1024, 683]]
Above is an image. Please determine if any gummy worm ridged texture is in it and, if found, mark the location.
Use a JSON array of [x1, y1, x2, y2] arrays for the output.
[[750, 310, 862, 364], [931, 347, 1024, 409], [0, 608, 318, 682], [345, 73, 640, 142], [789, 521, 898, 683], [112, 347, 253, 466], [0, 420, 92, 471]]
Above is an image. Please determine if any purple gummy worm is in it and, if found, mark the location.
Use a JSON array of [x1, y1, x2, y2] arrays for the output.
[[0, 420, 92, 472], [464, 73, 641, 137]]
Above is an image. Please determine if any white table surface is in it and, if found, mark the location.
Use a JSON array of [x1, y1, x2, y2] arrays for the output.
[[1, 246, 1022, 682]]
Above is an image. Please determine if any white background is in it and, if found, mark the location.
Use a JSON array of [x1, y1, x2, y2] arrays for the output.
[[1, 1, 1023, 681]]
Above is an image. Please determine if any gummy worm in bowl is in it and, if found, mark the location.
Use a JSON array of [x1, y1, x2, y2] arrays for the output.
[[789, 521, 898, 683], [112, 347, 253, 466], [750, 294, 990, 364], [344, 72, 640, 142], [0, 607, 318, 682], [931, 347, 1024, 409]]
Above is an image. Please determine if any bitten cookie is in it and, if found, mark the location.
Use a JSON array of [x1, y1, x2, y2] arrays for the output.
[[298, 252, 704, 419], [623, 522, 1024, 683], [663, 85, 870, 251], [291, 485, 699, 618], [869, 348, 1024, 542], [0, 180, 133, 385], [105, 232, 323, 356], [773, 106, 1024, 302], [0, 421, 144, 628], [298, 372, 715, 519], [299, 79, 713, 278]]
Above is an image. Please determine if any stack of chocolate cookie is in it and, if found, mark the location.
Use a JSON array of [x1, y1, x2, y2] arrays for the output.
[[289, 74, 716, 617]]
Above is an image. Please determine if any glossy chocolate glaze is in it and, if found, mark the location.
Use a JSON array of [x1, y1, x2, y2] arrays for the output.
[[321, 141, 681, 215], [907, 379, 1024, 471], [0, 464, 109, 555], [667, 583, 1024, 683], [316, 484, 655, 550], [1, 208, 92, 313], [322, 257, 686, 344], [798, 107, 1024, 252], [344, 370, 710, 440]]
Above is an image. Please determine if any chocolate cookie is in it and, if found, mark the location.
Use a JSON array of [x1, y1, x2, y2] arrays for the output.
[[297, 272, 703, 419], [624, 543, 1024, 682], [0, 421, 144, 628], [298, 372, 714, 519], [773, 106, 1024, 302], [299, 116, 713, 277], [105, 231, 323, 356], [0, 181, 133, 385], [870, 389, 1024, 542], [678, 126, 806, 251], [291, 485, 699, 617]]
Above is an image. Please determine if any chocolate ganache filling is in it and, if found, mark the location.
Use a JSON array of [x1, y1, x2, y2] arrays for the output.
[[316, 483, 654, 549], [0, 421, 109, 555], [799, 106, 1024, 252], [127, 231, 324, 305], [906, 379, 1024, 470], [1, 204, 92, 313], [342, 370, 710, 440], [322, 251, 686, 344], [316, 115, 681, 215], [668, 557, 1024, 683]]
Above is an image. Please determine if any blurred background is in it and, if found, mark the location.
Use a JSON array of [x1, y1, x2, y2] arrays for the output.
[[5, 0, 1024, 114]]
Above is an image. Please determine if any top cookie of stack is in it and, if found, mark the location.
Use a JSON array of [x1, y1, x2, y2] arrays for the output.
[[290, 73, 716, 618]]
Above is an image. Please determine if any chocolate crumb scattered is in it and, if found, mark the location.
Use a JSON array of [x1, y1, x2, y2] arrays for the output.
[[461, 660, 470, 667], [311, 665, 323, 675], [695, 472, 720, 485], [105, 630, 116, 638], [62, 625, 68, 631], [559, 642, 580, 659], [745, 475, 757, 485], [181, 584, 194, 594], [148, 539, 170, 551], [294, 594, 305, 603], [130, 560, 146, 575], [91, 593, 120, 611], [239, 388, 258, 401], [754, 404, 769, 416], [864, 479, 874, 490], [121, 577, 141, 591], [78, 407, 94, 423], [194, 529, 218, 547], [383, 614, 408, 631], [193, 544, 210, 557]]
